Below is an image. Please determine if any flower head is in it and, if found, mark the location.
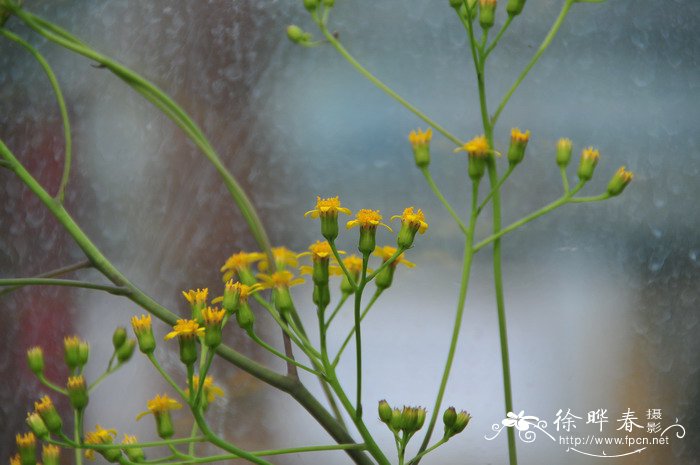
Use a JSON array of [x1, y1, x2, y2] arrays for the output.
[[257, 270, 304, 289], [556, 137, 573, 167], [577, 147, 601, 181], [343, 255, 364, 274], [15, 432, 36, 449], [455, 135, 491, 157], [258, 247, 299, 272], [511, 128, 530, 144], [42, 444, 60, 465], [391, 207, 428, 234], [220, 251, 265, 283], [136, 394, 182, 420], [409, 128, 433, 148], [224, 281, 262, 304], [581, 147, 600, 161], [607, 166, 634, 196], [190, 376, 225, 404], [27, 346, 44, 375], [299, 240, 342, 263], [202, 307, 226, 326], [346, 209, 392, 231], [374, 246, 415, 268], [304, 196, 351, 219], [164, 320, 205, 340], [84, 425, 117, 460], [131, 314, 152, 334]]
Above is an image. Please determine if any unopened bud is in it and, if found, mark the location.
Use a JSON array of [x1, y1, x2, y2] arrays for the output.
[[116, 339, 136, 363], [606, 166, 633, 197], [507, 128, 530, 166], [303, 0, 318, 11], [16, 433, 36, 465], [26, 347, 44, 376], [26, 413, 49, 440], [236, 302, 255, 332], [112, 327, 127, 350], [408, 128, 432, 168], [378, 400, 392, 423], [67, 375, 89, 410], [479, 0, 497, 29], [556, 138, 572, 167], [577, 147, 600, 181], [41, 445, 60, 465], [34, 396, 62, 434], [286, 25, 311, 45], [506, 0, 526, 16]]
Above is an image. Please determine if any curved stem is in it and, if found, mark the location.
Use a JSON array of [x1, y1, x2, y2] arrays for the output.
[[419, 167, 469, 235], [0, 27, 72, 203], [37, 374, 67, 395], [147, 354, 187, 400], [329, 240, 356, 290], [560, 166, 571, 193], [365, 248, 404, 282], [491, 0, 574, 125], [249, 333, 324, 378], [0, 259, 91, 296], [155, 444, 366, 465], [478, 164, 514, 214], [0, 278, 128, 295], [319, 24, 464, 147], [484, 16, 513, 59], [332, 289, 382, 366]]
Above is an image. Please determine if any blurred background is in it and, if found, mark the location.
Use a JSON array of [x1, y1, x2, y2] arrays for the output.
[[1, 0, 698, 464]]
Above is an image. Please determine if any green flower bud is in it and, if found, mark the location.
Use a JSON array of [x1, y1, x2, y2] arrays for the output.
[[375, 266, 395, 291], [606, 166, 633, 197], [452, 410, 472, 434], [34, 396, 62, 433], [507, 128, 530, 166], [131, 314, 156, 354], [202, 307, 225, 348], [286, 25, 311, 45], [506, 0, 526, 16], [458, 136, 490, 181], [378, 400, 393, 423], [122, 435, 145, 463], [26, 347, 44, 376], [409, 128, 432, 168], [305, 196, 352, 242], [303, 0, 319, 11], [41, 445, 60, 465], [313, 284, 331, 309], [67, 375, 89, 410], [479, 0, 496, 30], [112, 327, 127, 350], [26, 413, 49, 440], [182, 288, 208, 324], [577, 147, 600, 181], [389, 408, 402, 431], [556, 138, 573, 167], [16, 433, 37, 465], [443, 407, 457, 434], [63, 336, 82, 369], [77, 341, 90, 367], [116, 339, 136, 363], [236, 302, 256, 332], [340, 275, 355, 295], [273, 287, 295, 316]]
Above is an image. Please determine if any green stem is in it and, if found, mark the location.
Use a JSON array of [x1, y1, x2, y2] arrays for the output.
[[474, 182, 587, 251], [329, 240, 356, 290], [37, 374, 67, 395], [151, 444, 366, 465], [49, 437, 208, 450], [419, 167, 469, 235], [319, 25, 463, 147], [188, 422, 200, 457], [365, 248, 404, 282], [88, 362, 123, 393], [325, 293, 350, 329], [484, 16, 513, 59], [147, 354, 187, 400], [0, 259, 91, 296], [353, 254, 369, 418], [332, 289, 382, 366], [252, 294, 315, 359], [491, 0, 575, 125], [408, 437, 448, 465], [478, 165, 514, 214], [249, 333, 325, 378], [560, 166, 570, 193], [0, 278, 128, 295], [0, 27, 72, 203], [74, 409, 83, 465], [417, 181, 479, 455], [194, 350, 215, 407]]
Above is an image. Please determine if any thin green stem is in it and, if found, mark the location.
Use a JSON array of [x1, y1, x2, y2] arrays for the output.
[[194, 350, 215, 407], [491, 0, 575, 125], [0, 27, 72, 203], [365, 248, 404, 282], [0, 278, 128, 295], [417, 180, 478, 455], [147, 354, 187, 400], [252, 294, 314, 358], [419, 167, 469, 235], [560, 166, 570, 193], [484, 16, 513, 59], [474, 182, 587, 250], [249, 333, 325, 378], [332, 289, 382, 366], [153, 444, 366, 465], [88, 362, 123, 393], [408, 437, 448, 465], [37, 374, 67, 395], [319, 25, 463, 147], [188, 422, 200, 457], [329, 240, 356, 290], [568, 193, 610, 203], [74, 409, 84, 465], [478, 164, 515, 214], [325, 293, 350, 329], [353, 254, 369, 417]]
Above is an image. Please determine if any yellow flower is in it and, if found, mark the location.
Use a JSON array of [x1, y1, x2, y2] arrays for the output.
[[131, 314, 152, 334], [136, 394, 182, 420], [34, 395, 54, 415], [182, 288, 208, 306], [391, 207, 429, 234], [257, 246, 299, 271], [84, 425, 117, 460], [304, 196, 351, 219], [164, 320, 205, 340], [343, 255, 364, 274], [408, 128, 433, 147], [201, 307, 226, 326], [257, 270, 305, 289], [10, 454, 20, 465], [225, 281, 262, 303], [189, 376, 225, 403], [220, 251, 265, 282], [454, 135, 491, 157], [346, 209, 392, 231], [298, 240, 343, 262], [557, 138, 572, 151], [374, 246, 415, 268], [67, 375, 86, 390], [510, 128, 530, 144], [42, 445, 60, 461], [581, 147, 600, 161], [63, 335, 80, 350], [15, 432, 36, 448]]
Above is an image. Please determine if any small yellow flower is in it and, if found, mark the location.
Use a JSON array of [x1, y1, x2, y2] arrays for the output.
[[136, 394, 182, 420], [131, 314, 152, 334], [42, 444, 60, 461], [182, 288, 208, 306], [220, 251, 265, 282], [454, 135, 491, 157], [510, 128, 530, 144], [343, 255, 364, 274], [64, 335, 80, 350], [304, 196, 352, 219], [164, 319, 205, 340], [15, 432, 36, 448], [557, 138, 572, 151], [391, 207, 429, 234], [374, 246, 416, 268], [298, 240, 343, 262], [122, 434, 138, 445], [10, 454, 20, 465], [258, 246, 299, 271], [201, 307, 226, 326], [346, 209, 392, 231], [84, 425, 117, 460], [581, 147, 600, 161], [190, 375, 225, 403], [257, 270, 305, 289], [228, 281, 262, 303], [408, 128, 433, 147], [67, 375, 85, 390], [34, 395, 54, 415]]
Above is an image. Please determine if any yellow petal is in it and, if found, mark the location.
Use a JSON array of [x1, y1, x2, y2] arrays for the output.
[[346, 220, 359, 229]]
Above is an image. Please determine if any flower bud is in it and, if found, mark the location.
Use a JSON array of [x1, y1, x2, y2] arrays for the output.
[[347, 210, 391, 256], [303, 0, 319, 11], [340, 275, 354, 295], [116, 339, 136, 363], [222, 280, 240, 313], [479, 0, 497, 30], [606, 166, 633, 197], [131, 314, 156, 354], [67, 375, 89, 411], [85, 426, 121, 462], [452, 410, 472, 434], [34, 396, 62, 433], [236, 302, 256, 332], [375, 266, 395, 291], [457, 136, 490, 181], [63, 336, 82, 369], [112, 327, 127, 350], [122, 435, 145, 463], [312, 285, 331, 309], [202, 307, 226, 348], [449, 0, 462, 8], [182, 288, 208, 324], [506, 0, 526, 16], [16, 433, 36, 465], [78, 341, 90, 367], [26, 413, 49, 440], [164, 320, 204, 366], [273, 287, 295, 316], [323, 0, 335, 7], [507, 128, 530, 166], [443, 407, 457, 434], [408, 128, 432, 168], [389, 408, 402, 431], [556, 138, 572, 167], [392, 207, 428, 249], [378, 400, 393, 423], [41, 445, 60, 465], [577, 147, 600, 181], [26, 347, 44, 376], [287, 25, 311, 45]]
